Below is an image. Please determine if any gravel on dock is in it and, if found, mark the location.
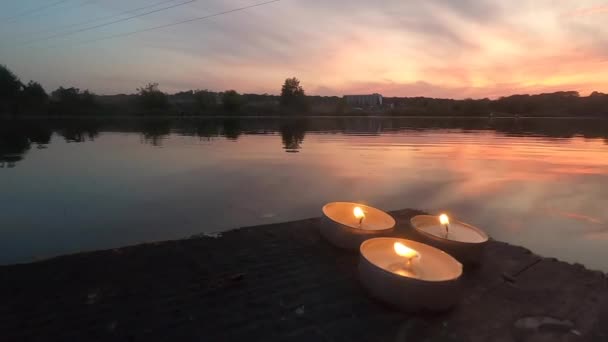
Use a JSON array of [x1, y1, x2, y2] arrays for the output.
[[1, 209, 607, 342]]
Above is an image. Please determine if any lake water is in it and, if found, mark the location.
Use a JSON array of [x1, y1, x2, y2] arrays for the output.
[[1, 117, 608, 271]]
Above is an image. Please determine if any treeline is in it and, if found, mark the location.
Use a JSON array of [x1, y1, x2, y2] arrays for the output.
[[2, 64, 608, 117], [383, 91, 608, 117], [1, 65, 312, 116]]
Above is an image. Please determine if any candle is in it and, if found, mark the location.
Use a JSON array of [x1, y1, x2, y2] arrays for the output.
[[359, 237, 463, 312], [394, 241, 420, 261], [320, 202, 395, 250], [353, 206, 365, 226], [439, 213, 450, 236], [390, 242, 421, 277], [410, 214, 489, 265]]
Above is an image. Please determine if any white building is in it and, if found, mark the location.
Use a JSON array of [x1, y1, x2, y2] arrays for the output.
[[343, 93, 383, 107]]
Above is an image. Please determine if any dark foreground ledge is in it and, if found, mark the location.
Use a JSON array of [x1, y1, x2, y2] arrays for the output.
[[1, 209, 607, 342]]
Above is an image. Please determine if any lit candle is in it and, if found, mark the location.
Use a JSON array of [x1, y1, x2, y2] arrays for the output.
[[353, 206, 365, 226], [390, 241, 422, 277], [410, 214, 489, 265], [439, 213, 450, 237], [394, 242, 420, 267], [359, 238, 463, 312], [320, 202, 395, 250]]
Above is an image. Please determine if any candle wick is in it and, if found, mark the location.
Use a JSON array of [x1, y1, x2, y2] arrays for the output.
[[404, 256, 416, 274], [359, 216, 364, 226], [445, 224, 449, 237]]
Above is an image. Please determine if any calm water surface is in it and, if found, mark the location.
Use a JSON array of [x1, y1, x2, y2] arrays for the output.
[[1, 117, 608, 271]]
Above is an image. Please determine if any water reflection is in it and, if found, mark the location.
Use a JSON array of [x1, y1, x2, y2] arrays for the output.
[[280, 119, 307, 152], [58, 120, 99, 143], [140, 119, 171, 146], [222, 118, 242, 141], [2, 117, 608, 166], [1, 117, 608, 270], [0, 121, 52, 168]]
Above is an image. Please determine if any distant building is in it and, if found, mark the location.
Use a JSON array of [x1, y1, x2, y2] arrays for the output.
[[343, 93, 383, 107]]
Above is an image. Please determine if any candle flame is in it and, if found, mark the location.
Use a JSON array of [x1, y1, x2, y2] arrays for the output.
[[393, 242, 419, 259], [353, 206, 365, 219], [439, 213, 450, 226]]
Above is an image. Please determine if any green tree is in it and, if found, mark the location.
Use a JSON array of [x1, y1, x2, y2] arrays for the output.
[[222, 90, 242, 112], [137, 83, 169, 110], [280, 77, 308, 112]]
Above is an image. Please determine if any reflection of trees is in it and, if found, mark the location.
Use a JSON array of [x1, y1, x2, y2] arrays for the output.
[[488, 118, 608, 139], [27, 125, 52, 145], [222, 119, 241, 141], [58, 120, 99, 143], [3, 117, 608, 168], [193, 120, 218, 140], [177, 119, 218, 140], [0, 121, 52, 168], [299, 117, 608, 142], [280, 119, 307, 152], [140, 119, 171, 146], [0, 127, 28, 168]]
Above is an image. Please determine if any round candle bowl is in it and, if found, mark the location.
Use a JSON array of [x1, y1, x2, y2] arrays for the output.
[[320, 202, 396, 250], [359, 238, 463, 312], [410, 215, 489, 266]]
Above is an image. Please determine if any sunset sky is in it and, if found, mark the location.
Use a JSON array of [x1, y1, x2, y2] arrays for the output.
[[1, 0, 608, 98]]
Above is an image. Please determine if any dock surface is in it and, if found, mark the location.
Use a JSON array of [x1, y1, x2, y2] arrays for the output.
[[1, 209, 607, 341]]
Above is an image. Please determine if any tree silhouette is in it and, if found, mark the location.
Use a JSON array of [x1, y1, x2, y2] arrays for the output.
[[0, 65, 23, 114], [222, 90, 242, 112], [280, 77, 308, 112], [193, 89, 217, 111], [50, 87, 96, 114], [137, 83, 169, 110], [21, 81, 48, 112]]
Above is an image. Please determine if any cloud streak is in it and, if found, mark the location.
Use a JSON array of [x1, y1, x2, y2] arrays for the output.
[[1, 0, 607, 97]]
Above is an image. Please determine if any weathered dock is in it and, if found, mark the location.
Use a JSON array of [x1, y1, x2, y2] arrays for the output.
[[1, 209, 607, 341]]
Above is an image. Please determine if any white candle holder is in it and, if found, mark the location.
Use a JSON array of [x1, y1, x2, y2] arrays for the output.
[[410, 215, 489, 265], [320, 202, 395, 250], [359, 238, 463, 312]]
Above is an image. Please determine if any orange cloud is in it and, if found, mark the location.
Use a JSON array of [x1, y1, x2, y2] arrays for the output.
[[6, 0, 608, 97]]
